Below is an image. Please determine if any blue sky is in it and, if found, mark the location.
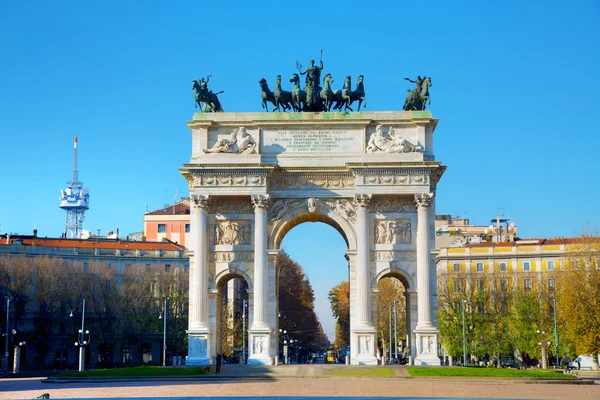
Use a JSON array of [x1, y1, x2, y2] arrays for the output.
[[1, 1, 599, 339]]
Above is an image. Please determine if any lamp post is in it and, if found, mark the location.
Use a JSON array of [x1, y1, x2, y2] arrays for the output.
[[278, 329, 287, 364], [161, 297, 170, 367], [393, 299, 398, 361], [388, 306, 392, 363], [12, 330, 26, 374], [3, 297, 10, 372], [553, 297, 559, 368], [461, 299, 467, 366], [74, 298, 90, 372], [242, 299, 247, 365]]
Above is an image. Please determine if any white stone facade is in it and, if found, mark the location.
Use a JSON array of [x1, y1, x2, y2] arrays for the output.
[[181, 111, 445, 365]]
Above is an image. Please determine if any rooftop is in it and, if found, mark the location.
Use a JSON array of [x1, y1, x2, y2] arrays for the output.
[[0, 234, 185, 251], [146, 199, 190, 216]]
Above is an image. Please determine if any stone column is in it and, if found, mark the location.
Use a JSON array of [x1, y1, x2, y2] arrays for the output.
[[415, 193, 434, 330], [248, 194, 272, 365], [251, 194, 270, 330], [354, 194, 372, 327], [187, 194, 211, 366], [190, 194, 209, 330], [413, 193, 440, 365]]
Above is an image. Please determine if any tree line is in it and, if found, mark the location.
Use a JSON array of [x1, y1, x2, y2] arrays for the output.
[[439, 236, 600, 368], [0, 254, 188, 368]]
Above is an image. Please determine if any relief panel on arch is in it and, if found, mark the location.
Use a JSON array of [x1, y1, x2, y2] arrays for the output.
[[214, 220, 251, 245], [374, 219, 411, 244]]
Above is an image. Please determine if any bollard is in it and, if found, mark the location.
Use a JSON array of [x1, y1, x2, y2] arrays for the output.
[[345, 356, 349, 365]]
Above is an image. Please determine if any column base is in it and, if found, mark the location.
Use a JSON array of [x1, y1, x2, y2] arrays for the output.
[[187, 331, 212, 366], [247, 330, 273, 366], [351, 329, 377, 365], [413, 330, 440, 366]]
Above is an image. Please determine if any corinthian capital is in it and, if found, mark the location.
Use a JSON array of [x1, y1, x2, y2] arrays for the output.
[[354, 194, 372, 210], [191, 194, 209, 210], [251, 194, 271, 211], [414, 193, 434, 209]]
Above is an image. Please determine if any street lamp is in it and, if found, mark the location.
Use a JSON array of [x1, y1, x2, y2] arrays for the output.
[[3, 296, 11, 372], [388, 306, 392, 363], [536, 330, 551, 369], [553, 297, 559, 368], [278, 328, 287, 364], [393, 299, 398, 361], [74, 298, 90, 372], [11, 329, 26, 374], [159, 297, 170, 367], [461, 299, 467, 366]]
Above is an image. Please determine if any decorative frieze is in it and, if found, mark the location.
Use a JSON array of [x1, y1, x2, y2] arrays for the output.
[[375, 219, 411, 244], [193, 175, 266, 187], [210, 252, 254, 262], [369, 196, 415, 213], [215, 221, 251, 245], [268, 174, 355, 189], [370, 250, 416, 261], [211, 198, 252, 215], [357, 174, 429, 186]]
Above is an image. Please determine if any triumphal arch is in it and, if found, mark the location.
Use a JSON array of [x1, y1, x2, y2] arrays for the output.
[[180, 110, 445, 366]]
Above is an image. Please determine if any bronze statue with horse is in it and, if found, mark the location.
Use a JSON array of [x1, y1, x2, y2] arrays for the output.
[[192, 78, 224, 112], [403, 76, 432, 111]]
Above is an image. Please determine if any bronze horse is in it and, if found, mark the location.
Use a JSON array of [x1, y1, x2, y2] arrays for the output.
[[192, 80, 223, 112], [333, 75, 366, 112]]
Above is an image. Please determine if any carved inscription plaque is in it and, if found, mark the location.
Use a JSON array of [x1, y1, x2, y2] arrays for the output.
[[262, 129, 362, 153]]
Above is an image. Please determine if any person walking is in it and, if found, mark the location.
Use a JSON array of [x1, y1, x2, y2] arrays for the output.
[[216, 353, 222, 373]]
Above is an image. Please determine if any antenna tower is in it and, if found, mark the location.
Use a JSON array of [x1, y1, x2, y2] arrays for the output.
[[58, 137, 90, 238]]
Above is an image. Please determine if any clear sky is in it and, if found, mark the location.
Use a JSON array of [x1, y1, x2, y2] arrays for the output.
[[1, 1, 599, 340]]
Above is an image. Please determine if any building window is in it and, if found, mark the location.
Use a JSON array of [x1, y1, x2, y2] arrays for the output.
[[499, 262, 507, 272], [164, 264, 171, 273], [452, 263, 461, 273], [125, 263, 133, 272], [185, 224, 190, 233], [477, 278, 485, 292], [548, 278, 555, 289], [184, 263, 190, 273], [158, 224, 166, 233], [523, 261, 531, 272], [523, 278, 533, 291], [547, 260, 555, 271], [476, 262, 483, 272], [500, 278, 509, 291], [453, 278, 464, 292]]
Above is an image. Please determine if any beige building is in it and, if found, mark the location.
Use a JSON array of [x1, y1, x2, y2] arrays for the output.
[[437, 238, 566, 297]]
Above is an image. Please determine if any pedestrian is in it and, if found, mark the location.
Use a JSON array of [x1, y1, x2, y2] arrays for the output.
[[376, 348, 381, 365], [216, 353, 222, 373], [577, 359, 581, 370]]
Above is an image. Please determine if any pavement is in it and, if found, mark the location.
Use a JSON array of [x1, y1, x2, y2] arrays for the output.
[[0, 365, 599, 400]]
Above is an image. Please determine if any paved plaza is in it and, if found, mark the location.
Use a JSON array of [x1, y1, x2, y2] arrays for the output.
[[0, 366, 599, 400]]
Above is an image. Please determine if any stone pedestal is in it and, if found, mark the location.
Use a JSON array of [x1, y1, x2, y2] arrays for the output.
[[187, 333, 211, 366], [414, 331, 440, 366], [247, 331, 272, 365]]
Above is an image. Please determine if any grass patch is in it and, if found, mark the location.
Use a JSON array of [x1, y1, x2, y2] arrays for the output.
[[57, 366, 211, 378], [326, 367, 395, 377], [407, 366, 576, 379]]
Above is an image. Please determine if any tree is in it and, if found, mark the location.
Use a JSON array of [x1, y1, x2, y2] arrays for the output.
[[278, 250, 328, 355], [376, 277, 405, 359], [328, 280, 350, 348], [556, 233, 600, 369]]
